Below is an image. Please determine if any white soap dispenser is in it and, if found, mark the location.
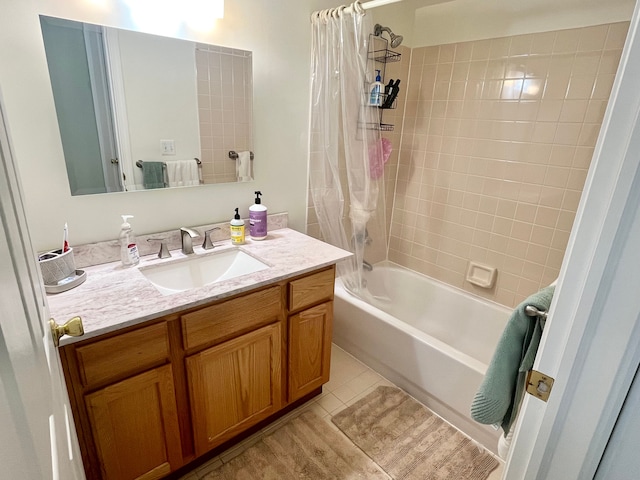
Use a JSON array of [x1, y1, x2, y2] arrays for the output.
[[119, 215, 140, 267], [369, 69, 384, 106]]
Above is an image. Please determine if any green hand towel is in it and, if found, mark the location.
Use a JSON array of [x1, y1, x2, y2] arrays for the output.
[[470, 285, 555, 436], [142, 161, 165, 189]]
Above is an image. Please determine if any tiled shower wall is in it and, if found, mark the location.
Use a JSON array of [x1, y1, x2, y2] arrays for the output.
[[306, 22, 628, 308], [196, 45, 253, 184], [390, 22, 629, 307]]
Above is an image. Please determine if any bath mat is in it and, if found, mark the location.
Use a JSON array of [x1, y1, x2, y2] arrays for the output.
[[332, 386, 499, 480], [201, 410, 391, 479]]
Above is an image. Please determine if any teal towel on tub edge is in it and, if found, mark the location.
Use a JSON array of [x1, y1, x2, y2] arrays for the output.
[[470, 285, 555, 436]]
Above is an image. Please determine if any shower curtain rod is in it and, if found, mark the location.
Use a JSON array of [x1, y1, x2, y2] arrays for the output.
[[329, 0, 403, 15], [351, 0, 403, 11]]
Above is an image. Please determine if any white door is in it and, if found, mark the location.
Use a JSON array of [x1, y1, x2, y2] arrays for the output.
[[594, 364, 640, 479], [506, 2, 640, 478], [0, 94, 85, 479]]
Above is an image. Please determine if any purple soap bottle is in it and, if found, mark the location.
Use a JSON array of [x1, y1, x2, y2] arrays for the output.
[[249, 191, 267, 240]]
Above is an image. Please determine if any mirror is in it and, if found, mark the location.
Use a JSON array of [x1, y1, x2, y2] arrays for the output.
[[39, 15, 253, 195]]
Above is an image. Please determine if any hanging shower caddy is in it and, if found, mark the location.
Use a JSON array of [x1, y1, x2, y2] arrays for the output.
[[362, 33, 401, 132]]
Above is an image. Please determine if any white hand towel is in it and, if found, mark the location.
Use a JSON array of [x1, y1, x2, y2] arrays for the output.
[[166, 160, 200, 187], [165, 162, 180, 187], [181, 159, 200, 186], [236, 151, 252, 182]]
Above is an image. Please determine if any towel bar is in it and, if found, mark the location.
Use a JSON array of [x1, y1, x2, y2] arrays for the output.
[[229, 150, 254, 160], [524, 305, 548, 320], [136, 158, 201, 168]]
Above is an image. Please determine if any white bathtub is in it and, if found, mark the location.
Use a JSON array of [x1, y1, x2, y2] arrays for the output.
[[333, 262, 511, 452]]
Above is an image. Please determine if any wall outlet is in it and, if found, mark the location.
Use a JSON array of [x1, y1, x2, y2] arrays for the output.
[[160, 139, 175, 155]]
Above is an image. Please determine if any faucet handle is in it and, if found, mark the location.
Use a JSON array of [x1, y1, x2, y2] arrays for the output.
[[203, 227, 221, 250], [147, 238, 171, 259]]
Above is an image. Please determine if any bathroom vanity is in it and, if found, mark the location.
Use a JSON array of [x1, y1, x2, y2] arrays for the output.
[[49, 228, 350, 480]]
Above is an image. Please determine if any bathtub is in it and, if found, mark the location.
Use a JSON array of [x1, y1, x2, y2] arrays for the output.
[[332, 262, 511, 452]]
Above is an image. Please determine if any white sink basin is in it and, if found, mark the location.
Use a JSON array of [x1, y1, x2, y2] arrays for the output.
[[140, 249, 270, 295]]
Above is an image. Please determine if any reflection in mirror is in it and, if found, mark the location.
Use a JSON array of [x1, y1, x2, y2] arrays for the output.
[[39, 15, 253, 196]]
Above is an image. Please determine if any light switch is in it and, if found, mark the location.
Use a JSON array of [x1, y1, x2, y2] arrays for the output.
[[160, 139, 175, 155]]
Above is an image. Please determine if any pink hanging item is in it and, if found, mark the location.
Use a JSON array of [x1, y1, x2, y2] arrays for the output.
[[368, 138, 392, 179]]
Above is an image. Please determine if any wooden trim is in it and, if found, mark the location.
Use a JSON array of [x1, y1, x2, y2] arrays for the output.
[[135, 463, 171, 480], [59, 345, 103, 480], [280, 284, 289, 406], [167, 318, 194, 464]]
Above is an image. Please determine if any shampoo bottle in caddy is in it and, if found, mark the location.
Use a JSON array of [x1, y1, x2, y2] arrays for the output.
[[369, 69, 384, 106], [119, 215, 139, 266], [230, 208, 245, 245], [249, 191, 267, 240]]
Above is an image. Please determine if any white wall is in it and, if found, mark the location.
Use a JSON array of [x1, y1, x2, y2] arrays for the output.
[[0, 0, 330, 251], [370, 0, 635, 48], [369, 2, 417, 46], [409, 0, 635, 46]]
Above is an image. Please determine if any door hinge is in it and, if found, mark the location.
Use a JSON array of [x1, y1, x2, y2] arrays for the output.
[[526, 370, 555, 402]]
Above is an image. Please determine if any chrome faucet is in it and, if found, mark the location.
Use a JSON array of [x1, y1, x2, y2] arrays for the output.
[[362, 260, 373, 271], [180, 227, 200, 254]]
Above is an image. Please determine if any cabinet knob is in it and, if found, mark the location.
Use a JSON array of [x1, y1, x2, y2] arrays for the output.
[[50, 316, 84, 347]]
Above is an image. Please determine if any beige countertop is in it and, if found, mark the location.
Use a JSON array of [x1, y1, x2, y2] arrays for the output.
[[48, 228, 351, 346]]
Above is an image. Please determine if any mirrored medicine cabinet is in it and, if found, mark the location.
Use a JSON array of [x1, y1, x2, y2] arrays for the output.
[[39, 15, 254, 196]]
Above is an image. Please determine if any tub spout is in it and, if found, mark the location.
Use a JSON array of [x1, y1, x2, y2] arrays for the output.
[[362, 260, 373, 271]]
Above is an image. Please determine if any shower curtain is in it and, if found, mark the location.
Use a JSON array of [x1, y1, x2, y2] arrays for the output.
[[309, 2, 388, 298]]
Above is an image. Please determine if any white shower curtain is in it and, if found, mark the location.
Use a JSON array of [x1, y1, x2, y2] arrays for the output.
[[309, 2, 387, 297]]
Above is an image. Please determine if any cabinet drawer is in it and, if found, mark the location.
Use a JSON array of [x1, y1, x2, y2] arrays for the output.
[[288, 267, 335, 312], [75, 322, 169, 388], [182, 286, 282, 351]]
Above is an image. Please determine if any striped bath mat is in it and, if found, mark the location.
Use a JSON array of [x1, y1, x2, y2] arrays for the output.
[[332, 386, 499, 480], [202, 410, 390, 479]]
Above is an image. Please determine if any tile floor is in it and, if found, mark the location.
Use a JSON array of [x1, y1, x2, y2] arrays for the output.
[[179, 344, 504, 480]]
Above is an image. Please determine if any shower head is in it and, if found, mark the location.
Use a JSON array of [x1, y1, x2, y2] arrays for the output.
[[389, 33, 403, 48], [374, 23, 403, 48]]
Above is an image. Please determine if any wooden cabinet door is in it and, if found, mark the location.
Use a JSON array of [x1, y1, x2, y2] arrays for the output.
[[84, 364, 182, 480], [288, 301, 333, 402], [186, 323, 282, 456]]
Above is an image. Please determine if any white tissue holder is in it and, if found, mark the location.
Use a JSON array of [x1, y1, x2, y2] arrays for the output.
[[466, 261, 497, 289]]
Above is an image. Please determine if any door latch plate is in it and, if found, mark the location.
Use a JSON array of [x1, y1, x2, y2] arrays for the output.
[[526, 370, 554, 402]]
